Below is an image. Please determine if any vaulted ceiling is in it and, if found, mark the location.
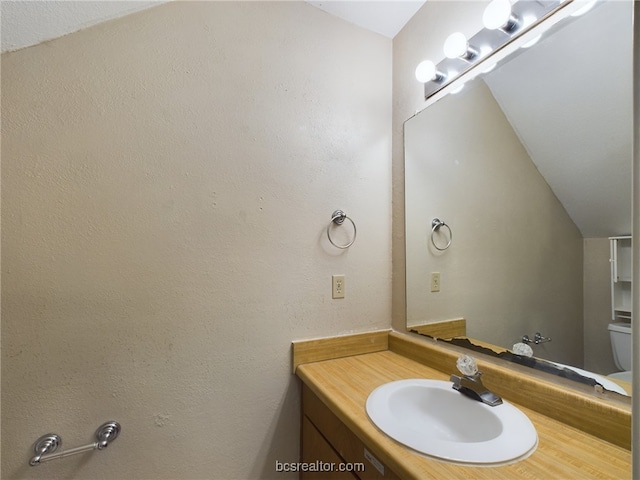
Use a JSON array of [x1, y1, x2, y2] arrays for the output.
[[0, 1, 425, 53]]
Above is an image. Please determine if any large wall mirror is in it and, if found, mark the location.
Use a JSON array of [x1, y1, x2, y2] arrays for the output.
[[404, 0, 633, 397]]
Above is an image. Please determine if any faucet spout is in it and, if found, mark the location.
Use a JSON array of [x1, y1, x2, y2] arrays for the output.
[[450, 372, 503, 407]]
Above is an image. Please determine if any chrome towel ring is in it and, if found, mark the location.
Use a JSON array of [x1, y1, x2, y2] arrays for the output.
[[327, 210, 357, 249], [431, 218, 452, 251]]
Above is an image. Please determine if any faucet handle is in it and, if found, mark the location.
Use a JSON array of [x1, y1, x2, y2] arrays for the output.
[[456, 354, 478, 376]]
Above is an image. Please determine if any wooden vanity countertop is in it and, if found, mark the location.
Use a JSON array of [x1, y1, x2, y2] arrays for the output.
[[296, 350, 631, 480]]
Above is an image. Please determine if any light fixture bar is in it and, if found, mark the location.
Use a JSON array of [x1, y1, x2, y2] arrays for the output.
[[421, 0, 576, 102]]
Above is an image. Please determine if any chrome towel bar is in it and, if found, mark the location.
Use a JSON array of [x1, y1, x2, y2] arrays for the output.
[[29, 421, 120, 466]]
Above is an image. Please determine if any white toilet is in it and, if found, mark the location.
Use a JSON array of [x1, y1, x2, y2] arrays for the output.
[[608, 322, 632, 383]]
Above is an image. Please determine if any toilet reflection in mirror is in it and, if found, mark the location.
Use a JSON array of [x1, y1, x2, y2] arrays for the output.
[[609, 323, 632, 387], [404, 0, 633, 397]]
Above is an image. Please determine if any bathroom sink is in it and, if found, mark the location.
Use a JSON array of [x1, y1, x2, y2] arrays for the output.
[[366, 379, 537, 465]]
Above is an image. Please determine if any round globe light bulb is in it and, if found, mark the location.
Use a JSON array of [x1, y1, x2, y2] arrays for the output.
[[443, 32, 469, 59], [415, 60, 437, 83], [483, 0, 512, 30]]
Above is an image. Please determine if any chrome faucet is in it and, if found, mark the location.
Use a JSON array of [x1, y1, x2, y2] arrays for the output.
[[450, 355, 503, 407], [522, 332, 552, 345]]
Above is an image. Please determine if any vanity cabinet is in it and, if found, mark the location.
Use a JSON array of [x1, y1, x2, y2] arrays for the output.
[[301, 384, 401, 480], [610, 236, 632, 321]]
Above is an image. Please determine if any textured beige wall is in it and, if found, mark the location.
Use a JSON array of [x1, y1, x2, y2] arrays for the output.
[[392, 2, 584, 367], [1, 2, 392, 479], [583, 238, 617, 374]]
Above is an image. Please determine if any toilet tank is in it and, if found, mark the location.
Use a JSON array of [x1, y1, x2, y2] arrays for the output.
[[608, 322, 632, 371]]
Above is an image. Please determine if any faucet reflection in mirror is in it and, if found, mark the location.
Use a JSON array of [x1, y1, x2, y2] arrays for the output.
[[414, 0, 600, 103], [522, 332, 552, 345]]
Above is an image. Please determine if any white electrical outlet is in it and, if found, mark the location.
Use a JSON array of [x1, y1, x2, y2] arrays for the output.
[[332, 275, 345, 299], [430, 272, 441, 292]]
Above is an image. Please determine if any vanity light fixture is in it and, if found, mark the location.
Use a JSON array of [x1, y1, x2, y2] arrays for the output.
[[415, 60, 447, 83], [414, 0, 598, 103], [443, 32, 479, 61], [483, 0, 520, 33]]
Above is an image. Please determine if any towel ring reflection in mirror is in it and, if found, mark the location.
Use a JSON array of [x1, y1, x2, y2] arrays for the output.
[[327, 210, 357, 249], [431, 218, 452, 251]]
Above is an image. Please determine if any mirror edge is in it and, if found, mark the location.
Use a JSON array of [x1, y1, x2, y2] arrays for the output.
[[631, 0, 639, 475]]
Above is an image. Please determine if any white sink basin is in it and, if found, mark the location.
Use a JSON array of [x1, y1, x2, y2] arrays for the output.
[[366, 379, 537, 465]]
